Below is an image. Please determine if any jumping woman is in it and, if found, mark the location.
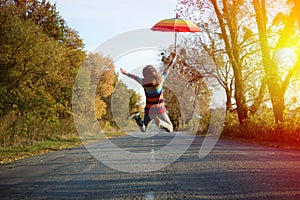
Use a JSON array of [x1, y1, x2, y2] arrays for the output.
[[120, 52, 177, 133]]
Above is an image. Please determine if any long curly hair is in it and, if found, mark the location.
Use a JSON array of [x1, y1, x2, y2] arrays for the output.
[[142, 65, 162, 86]]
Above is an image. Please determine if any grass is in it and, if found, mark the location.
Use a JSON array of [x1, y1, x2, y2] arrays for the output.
[[0, 112, 127, 164], [0, 136, 82, 164], [0, 130, 127, 164]]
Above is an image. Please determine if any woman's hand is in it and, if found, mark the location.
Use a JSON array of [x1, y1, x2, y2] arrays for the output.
[[170, 52, 178, 61], [165, 52, 178, 69], [120, 68, 127, 75]]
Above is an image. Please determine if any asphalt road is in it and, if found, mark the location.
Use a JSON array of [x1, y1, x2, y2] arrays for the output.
[[1, 131, 300, 199]]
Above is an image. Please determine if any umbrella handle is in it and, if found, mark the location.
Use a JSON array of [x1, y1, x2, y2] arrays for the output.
[[174, 32, 177, 54]]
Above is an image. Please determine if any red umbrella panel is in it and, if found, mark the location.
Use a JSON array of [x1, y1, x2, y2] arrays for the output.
[[151, 17, 201, 52]]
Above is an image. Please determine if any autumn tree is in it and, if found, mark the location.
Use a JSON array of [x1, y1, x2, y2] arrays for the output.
[[0, 0, 86, 146], [253, 0, 300, 123], [178, 0, 254, 124], [207, 0, 248, 124], [162, 50, 210, 130], [0, 1, 85, 119], [0, 0, 66, 40], [105, 78, 144, 130], [0, 8, 61, 118], [177, 0, 299, 124], [83, 52, 115, 120]]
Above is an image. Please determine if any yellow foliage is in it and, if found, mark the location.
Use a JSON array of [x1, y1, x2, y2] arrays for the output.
[[94, 98, 107, 120]]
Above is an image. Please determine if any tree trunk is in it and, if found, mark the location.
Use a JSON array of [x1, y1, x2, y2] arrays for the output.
[[253, 0, 285, 123], [225, 88, 233, 111], [249, 77, 267, 115], [211, 0, 248, 124], [295, 0, 300, 28], [233, 69, 248, 124]]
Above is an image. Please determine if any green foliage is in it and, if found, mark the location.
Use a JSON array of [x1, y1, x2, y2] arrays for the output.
[[195, 112, 211, 134], [74, 52, 115, 120], [0, 111, 77, 148], [129, 91, 143, 114], [163, 86, 181, 130], [1, 12, 56, 115], [72, 66, 93, 121], [0, 0, 85, 117], [0, 0, 86, 148], [108, 81, 137, 130], [1, 0, 66, 40]]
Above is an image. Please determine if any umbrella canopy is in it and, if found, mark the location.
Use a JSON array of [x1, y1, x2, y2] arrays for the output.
[[151, 17, 201, 33], [151, 15, 200, 52]]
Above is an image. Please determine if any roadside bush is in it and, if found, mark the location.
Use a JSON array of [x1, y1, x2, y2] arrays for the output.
[[0, 111, 77, 148], [223, 111, 300, 144]]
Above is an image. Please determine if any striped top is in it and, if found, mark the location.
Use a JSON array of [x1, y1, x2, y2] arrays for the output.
[[126, 68, 169, 115]]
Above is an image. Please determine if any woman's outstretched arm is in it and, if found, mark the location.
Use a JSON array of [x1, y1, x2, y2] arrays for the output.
[[163, 52, 178, 78], [120, 68, 143, 84]]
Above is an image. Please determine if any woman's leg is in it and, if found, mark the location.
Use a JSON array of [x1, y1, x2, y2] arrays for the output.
[[155, 112, 173, 132], [132, 114, 153, 132], [143, 114, 153, 132], [134, 115, 144, 126], [128, 112, 144, 131], [129, 112, 155, 132]]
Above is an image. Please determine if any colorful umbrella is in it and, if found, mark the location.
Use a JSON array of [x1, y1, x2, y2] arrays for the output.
[[151, 14, 201, 52]]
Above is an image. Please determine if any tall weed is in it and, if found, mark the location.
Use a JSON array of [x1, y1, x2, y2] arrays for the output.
[[0, 111, 77, 148]]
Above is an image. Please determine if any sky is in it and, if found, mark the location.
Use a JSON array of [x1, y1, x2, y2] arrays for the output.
[[48, 0, 182, 102], [49, 0, 226, 108], [50, 0, 177, 52]]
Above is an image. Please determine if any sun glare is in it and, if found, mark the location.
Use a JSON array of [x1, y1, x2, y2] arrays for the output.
[[272, 47, 300, 111], [273, 48, 298, 68]]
